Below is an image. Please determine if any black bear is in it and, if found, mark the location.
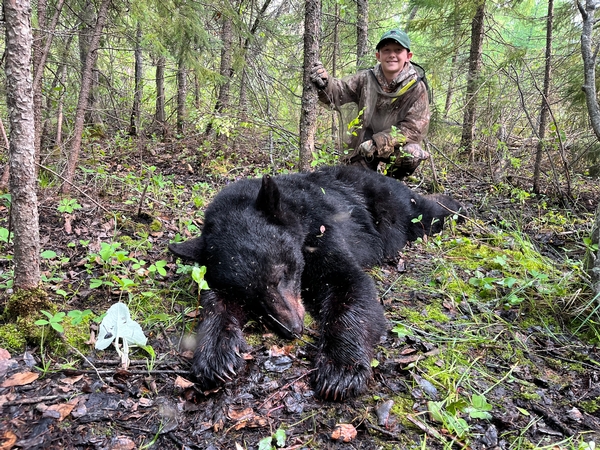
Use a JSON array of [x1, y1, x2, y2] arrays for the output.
[[169, 165, 462, 400]]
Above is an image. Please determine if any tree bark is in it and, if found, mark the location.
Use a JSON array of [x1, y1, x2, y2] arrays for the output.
[[356, 0, 368, 69], [299, 0, 321, 170], [590, 206, 600, 296], [5, 0, 41, 289], [129, 22, 143, 136], [532, 0, 554, 194], [215, 16, 234, 115], [459, 1, 485, 157], [154, 55, 166, 137], [176, 58, 187, 135], [61, 0, 111, 194], [577, 1, 600, 141], [33, 0, 65, 161]]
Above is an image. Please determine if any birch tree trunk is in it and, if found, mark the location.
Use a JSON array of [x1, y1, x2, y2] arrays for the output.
[[299, 0, 321, 170], [5, 0, 41, 289], [61, 0, 111, 194]]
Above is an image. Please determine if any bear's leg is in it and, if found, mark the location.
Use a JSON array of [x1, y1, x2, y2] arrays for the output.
[[190, 290, 249, 390], [308, 267, 387, 400]]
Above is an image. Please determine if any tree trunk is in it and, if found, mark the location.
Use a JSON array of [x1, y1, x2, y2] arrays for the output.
[[176, 58, 187, 135], [299, 0, 321, 170], [459, 1, 485, 157], [129, 22, 143, 136], [61, 0, 111, 194], [444, 11, 462, 119], [32, 0, 46, 170], [33, 0, 65, 161], [533, 0, 554, 194], [5, 0, 41, 289], [577, 1, 600, 141], [238, 0, 272, 121], [356, 0, 368, 69], [154, 55, 166, 137], [79, 2, 102, 126], [590, 205, 600, 296]]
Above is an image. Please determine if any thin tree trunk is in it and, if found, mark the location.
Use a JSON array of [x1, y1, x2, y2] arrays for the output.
[[533, 0, 554, 194], [238, 0, 272, 121], [61, 0, 111, 194], [32, 0, 46, 170], [5, 0, 41, 289], [154, 55, 166, 137], [444, 10, 461, 119], [356, 0, 368, 69], [459, 1, 485, 157], [176, 58, 187, 135], [129, 22, 143, 136], [577, 1, 600, 141], [299, 0, 321, 170]]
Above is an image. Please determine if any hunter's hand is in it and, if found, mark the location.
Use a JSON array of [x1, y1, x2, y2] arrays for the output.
[[310, 61, 328, 89], [358, 140, 376, 158]]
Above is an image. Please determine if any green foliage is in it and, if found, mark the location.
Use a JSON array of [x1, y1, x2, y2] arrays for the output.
[[35, 310, 66, 333], [258, 428, 286, 450], [57, 198, 82, 214]]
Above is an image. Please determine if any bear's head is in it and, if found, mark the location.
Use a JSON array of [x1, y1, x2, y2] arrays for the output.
[[169, 174, 307, 339]]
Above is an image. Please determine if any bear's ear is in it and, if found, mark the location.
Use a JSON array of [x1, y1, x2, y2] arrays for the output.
[[256, 174, 282, 220], [168, 237, 205, 262]]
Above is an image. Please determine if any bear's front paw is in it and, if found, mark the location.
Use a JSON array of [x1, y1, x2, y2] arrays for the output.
[[191, 326, 248, 391], [312, 358, 372, 401]]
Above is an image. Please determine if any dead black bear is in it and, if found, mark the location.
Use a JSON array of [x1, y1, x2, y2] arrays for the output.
[[169, 165, 462, 400]]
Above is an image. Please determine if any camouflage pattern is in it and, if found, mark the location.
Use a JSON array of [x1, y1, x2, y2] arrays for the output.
[[317, 62, 430, 178]]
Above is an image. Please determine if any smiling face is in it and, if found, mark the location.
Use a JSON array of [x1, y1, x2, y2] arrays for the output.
[[375, 41, 413, 82]]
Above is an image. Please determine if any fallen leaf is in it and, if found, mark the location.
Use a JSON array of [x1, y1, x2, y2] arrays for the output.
[[0, 430, 17, 450], [60, 375, 84, 385], [46, 397, 80, 421], [331, 423, 357, 442], [228, 407, 254, 421], [1, 371, 39, 387], [108, 436, 136, 450], [174, 376, 195, 389]]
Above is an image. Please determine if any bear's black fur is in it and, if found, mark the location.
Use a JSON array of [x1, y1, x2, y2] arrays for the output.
[[169, 165, 463, 400]]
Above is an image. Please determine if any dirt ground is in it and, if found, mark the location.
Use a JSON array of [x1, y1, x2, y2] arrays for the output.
[[0, 139, 599, 449]]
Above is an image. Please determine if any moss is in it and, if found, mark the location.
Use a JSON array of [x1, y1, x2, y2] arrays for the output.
[[0, 323, 27, 352], [580, 399, 599, 413], [4, 288, 53, 320], [389, 396, 418, 428], [520, 391, 541, 401], [149, 219, 162, 232]]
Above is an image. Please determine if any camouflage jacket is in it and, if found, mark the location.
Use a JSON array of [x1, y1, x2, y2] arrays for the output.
[[317, 62, 430, 162]]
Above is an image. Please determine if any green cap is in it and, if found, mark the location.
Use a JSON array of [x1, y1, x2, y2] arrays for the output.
[[376, 29, 411, 51]]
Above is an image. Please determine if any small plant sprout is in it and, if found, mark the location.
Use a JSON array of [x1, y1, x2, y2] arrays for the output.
[[35, 310, 66, 333], [57, 198, 82, 214], [191, 265, 209, 294], [258, 428, 286, 450], [95, 302, 148, 369]]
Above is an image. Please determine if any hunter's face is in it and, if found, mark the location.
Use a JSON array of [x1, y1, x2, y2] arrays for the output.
[[376, 43, 413, 81]]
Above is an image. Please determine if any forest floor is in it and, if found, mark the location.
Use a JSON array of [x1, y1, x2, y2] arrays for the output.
[[1, 136, 600, 450]]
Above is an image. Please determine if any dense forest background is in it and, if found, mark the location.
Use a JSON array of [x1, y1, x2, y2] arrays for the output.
[[2, 0, 600, 184]]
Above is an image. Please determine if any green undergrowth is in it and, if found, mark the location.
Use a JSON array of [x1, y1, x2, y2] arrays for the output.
[[378, 222, 597, 448]]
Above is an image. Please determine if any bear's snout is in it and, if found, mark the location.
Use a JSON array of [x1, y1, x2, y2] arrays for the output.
[[264, 290, 305, 338]]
